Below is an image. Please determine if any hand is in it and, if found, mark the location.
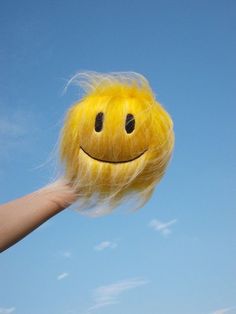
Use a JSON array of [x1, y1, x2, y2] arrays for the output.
[[0, 179, 76, 252]]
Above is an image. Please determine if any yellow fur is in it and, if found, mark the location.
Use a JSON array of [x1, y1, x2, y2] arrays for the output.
[[60, 72, 174, 215]]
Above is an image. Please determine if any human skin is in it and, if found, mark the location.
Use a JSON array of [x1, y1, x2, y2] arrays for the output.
[[0, 180, 77, 252]]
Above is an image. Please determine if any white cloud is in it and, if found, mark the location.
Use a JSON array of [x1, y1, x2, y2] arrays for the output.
[[149, 219, 177, 236], [88, 277, 149, 312], [94, 241, 117, 251], [57, 272, 69, 280], [0, 308, 16, 314], [212, 307, 235, 314], [62, 251, 72, 258], [0, 116, 26, 158], [0, 110, 37, 161], [0, 117, 26, 137], [37, 221, 52, 231]]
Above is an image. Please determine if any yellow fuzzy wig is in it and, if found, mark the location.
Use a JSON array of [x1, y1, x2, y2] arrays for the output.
[[60, 72, 174, 216]]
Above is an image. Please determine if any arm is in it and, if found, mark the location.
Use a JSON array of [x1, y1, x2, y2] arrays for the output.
[[0, 179, 76, 253]]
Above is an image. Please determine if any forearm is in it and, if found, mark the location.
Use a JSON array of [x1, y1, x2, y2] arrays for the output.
[[0, 179, 76, 252]]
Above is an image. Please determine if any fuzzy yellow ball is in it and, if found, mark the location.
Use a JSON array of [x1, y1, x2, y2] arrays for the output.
[[60, 72, 174, 215]]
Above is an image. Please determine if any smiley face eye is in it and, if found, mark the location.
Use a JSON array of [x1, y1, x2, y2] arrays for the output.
[[125, 113, 135, 134], [95, 112, 104, 132]]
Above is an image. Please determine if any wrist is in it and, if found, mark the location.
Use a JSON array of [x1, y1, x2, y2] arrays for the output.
[[40, 179, 77, 212]]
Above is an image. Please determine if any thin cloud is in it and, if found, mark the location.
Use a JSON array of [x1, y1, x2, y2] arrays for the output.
[[0, 308, 16, 314], [62, 251, 72, 258], [0, 117, 26, 137], [0, 110, 38, 160], [94, 241, 117, 251], [87, 277, 149, 312], [37, 221, 53, 231], [149, 219, 177, 236], [57, 272, 69, 280], [0, 116, 26, 158], [212, 307, 235, 314], [56, 250, 72, 259]]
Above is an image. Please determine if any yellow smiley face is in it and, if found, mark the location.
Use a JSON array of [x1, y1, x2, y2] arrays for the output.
[[60, 72, 174, 215]]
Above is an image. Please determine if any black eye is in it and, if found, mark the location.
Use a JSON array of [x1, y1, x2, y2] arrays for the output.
[[95, 112, 104, 132], [125, 113, 135, 134]]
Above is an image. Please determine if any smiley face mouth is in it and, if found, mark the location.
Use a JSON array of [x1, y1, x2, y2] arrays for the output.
[[80, 146, 147, 164]]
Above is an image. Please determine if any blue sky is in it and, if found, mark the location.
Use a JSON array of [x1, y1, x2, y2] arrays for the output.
[[0, 0, 236, 313]]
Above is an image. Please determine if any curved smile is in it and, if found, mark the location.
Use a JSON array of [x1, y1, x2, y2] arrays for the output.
[[80, 146, 147, 164]]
